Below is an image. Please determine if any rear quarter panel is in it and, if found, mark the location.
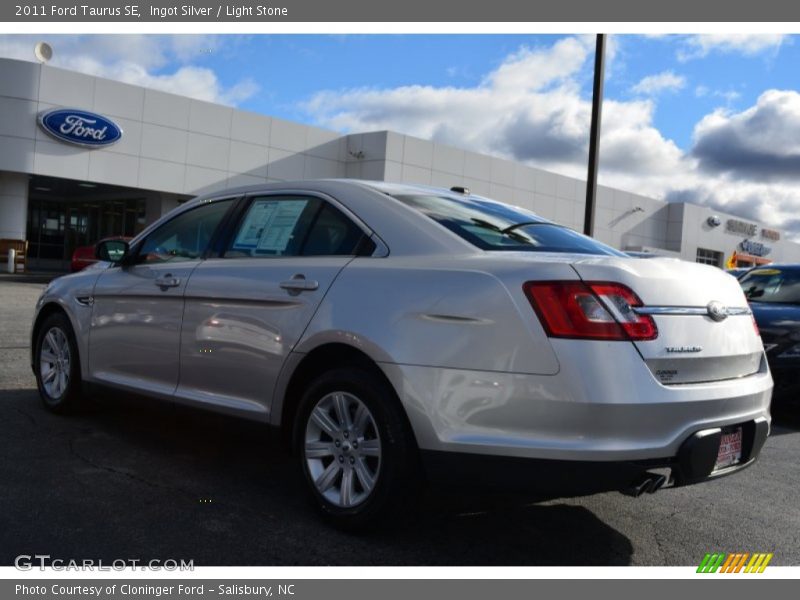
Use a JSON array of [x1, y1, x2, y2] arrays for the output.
[[294, 255, 578, 375]]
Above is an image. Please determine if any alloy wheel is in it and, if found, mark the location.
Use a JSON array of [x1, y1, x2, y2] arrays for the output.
[[304, 391, 382, 508], [40, 326, 71, 399]]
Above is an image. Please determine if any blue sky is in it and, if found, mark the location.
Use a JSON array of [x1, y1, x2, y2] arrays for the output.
[[605, 35, 791, 149], [167, 34, 794, 151], [215, 36, 564, 122], [1, 33, 798, 234]]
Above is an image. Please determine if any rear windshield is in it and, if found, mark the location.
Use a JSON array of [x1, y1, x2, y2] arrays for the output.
[[393, 193, 625, 256], [739, 268, 800, 304]]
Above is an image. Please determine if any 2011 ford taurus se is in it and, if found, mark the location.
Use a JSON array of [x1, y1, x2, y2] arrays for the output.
[[31, 179, 772, 527]]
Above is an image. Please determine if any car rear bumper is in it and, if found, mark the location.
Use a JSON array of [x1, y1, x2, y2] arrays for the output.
[[379, 345, 773, 462], [421, 417, 769, 496]]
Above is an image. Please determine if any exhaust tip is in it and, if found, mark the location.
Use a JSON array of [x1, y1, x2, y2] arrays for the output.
[[646, 474, 667, 494], [622, 472, 668, 497]]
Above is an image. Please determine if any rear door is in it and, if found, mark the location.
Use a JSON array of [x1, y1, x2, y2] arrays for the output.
[[571, 257, 764, 384], [175, 193, 375, 418], [89, 199, 235, 395]]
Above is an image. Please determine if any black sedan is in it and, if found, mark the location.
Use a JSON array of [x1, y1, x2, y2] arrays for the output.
[[739, 265, 800, 404]]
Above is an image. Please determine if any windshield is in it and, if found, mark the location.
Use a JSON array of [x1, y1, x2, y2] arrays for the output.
[[393, 193, 625, 256], [739, 267, 800, 304]]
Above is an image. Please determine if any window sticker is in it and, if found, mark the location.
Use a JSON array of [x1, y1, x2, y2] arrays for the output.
[[233, 199, 308, 253]]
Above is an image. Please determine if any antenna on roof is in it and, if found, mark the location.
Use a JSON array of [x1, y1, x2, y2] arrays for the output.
[[450, 186, 470, 195]]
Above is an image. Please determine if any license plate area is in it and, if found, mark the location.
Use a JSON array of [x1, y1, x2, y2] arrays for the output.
[[714, 427, 743, 471]]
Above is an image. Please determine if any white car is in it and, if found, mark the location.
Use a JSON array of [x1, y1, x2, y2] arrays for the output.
[[31, 180, 772, 527]]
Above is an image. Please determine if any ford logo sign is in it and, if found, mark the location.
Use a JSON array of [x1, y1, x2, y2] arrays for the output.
[[706, 300, 728, 322], [38, 108, 122, 148]]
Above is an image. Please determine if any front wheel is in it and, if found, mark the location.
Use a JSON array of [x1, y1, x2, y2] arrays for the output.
[[34, 312, 83, 414], [295, 367, 420, 528]]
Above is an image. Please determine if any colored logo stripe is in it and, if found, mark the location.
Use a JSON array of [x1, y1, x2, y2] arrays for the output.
[[720, 553, 749, 573], [697, 553, 773, 573], [745, 553, 773, 573], [697, 553, 726, 573]]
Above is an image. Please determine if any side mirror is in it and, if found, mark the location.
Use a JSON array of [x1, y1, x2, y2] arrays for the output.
[[95, 239, 129, 264]]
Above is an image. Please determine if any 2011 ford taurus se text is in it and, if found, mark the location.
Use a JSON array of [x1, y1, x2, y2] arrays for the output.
[[31, 180, 772, 527]]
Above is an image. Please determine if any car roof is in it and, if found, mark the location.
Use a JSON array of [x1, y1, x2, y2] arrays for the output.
[[145, 179, 485, 258], [194, 178, 473, 204]]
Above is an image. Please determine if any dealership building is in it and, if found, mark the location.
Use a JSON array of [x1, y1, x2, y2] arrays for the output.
[[1, 56, 799, 271]]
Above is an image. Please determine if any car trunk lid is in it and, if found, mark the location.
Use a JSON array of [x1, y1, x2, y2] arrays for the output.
[[570, 257, 764, 384]]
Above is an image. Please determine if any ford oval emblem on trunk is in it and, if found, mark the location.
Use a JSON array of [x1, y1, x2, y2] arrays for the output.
[[706, 300, 728, 322], [38, 108, 122, 148]]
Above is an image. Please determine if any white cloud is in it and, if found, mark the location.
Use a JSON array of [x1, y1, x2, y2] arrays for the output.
[[303, 36, 800, 236], [305, 36, 686, 186], [631, 71, 686, 95], [483, 36, 594, 92], [695, 85, 741, 104], [0, 35, 257, 106], [620, 90, 800, 235], [677, 34, 786, 61], [692, 89, 800, 180]]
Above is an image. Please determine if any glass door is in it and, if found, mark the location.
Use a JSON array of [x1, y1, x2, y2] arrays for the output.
[[27, 197, 147, 271]]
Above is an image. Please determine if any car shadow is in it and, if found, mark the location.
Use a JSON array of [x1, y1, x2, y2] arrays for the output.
[[769, 404, 800, 435], [0, 388, 633, 566]]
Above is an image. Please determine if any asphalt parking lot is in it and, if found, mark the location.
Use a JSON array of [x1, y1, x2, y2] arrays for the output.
[[1, 279, 799, 566]]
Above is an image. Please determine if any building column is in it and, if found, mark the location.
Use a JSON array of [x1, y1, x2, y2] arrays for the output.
[[0, 172, 28, 240], [144, 193, 184, 227]]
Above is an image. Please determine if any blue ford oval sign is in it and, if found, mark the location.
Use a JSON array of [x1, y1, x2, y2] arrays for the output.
[[38, 108, 123, 148]]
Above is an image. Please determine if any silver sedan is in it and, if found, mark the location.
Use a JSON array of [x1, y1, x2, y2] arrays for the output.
[[31, 180, 772, 527]]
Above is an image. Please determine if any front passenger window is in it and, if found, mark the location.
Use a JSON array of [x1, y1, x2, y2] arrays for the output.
[[138, 200, 233, 264]]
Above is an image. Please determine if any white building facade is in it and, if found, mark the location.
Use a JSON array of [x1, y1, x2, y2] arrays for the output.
[[1, 57, 798, 270]]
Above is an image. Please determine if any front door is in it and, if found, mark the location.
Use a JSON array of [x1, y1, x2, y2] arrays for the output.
[[88, 199, 235, 396]]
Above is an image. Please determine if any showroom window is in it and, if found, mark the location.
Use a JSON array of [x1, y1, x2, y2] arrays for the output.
[[696, 247, 723, 267]]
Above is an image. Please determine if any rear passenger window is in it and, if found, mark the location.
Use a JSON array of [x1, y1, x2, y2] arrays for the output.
[[225, 196, 373, 258], [226, 197, 316, 257], [301, 203, 371, 256]]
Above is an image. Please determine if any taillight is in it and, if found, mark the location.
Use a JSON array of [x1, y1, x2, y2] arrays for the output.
[[752, 315, 760, 337], [523, 281, 658, 341]]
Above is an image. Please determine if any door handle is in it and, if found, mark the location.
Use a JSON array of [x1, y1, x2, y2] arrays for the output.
[[279, 274, 319, 293], [154, 274, 181, 288]]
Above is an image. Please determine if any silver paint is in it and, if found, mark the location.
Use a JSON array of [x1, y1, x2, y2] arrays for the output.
[[31, 179, 773, 466]]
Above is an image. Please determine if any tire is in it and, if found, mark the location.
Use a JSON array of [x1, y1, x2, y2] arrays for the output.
[[294, 366, 420, 529], [34, 311, 83, 414]]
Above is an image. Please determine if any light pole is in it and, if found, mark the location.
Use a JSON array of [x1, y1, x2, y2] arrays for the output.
[[583, 33, 606, 237]]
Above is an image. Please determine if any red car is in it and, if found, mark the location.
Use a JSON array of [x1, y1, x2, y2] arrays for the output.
[[70, 237, 132, 272]]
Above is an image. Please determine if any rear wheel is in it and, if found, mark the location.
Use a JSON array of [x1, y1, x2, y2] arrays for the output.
[[34, 312, 83, 414], [295, 367, 419, 528]]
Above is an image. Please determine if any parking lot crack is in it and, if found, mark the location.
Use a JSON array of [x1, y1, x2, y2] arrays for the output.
[[650, 508, 681, 563], [14, 407, 38, 426], [67, 435, 195, 498], [65, 435, 277, 521]]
